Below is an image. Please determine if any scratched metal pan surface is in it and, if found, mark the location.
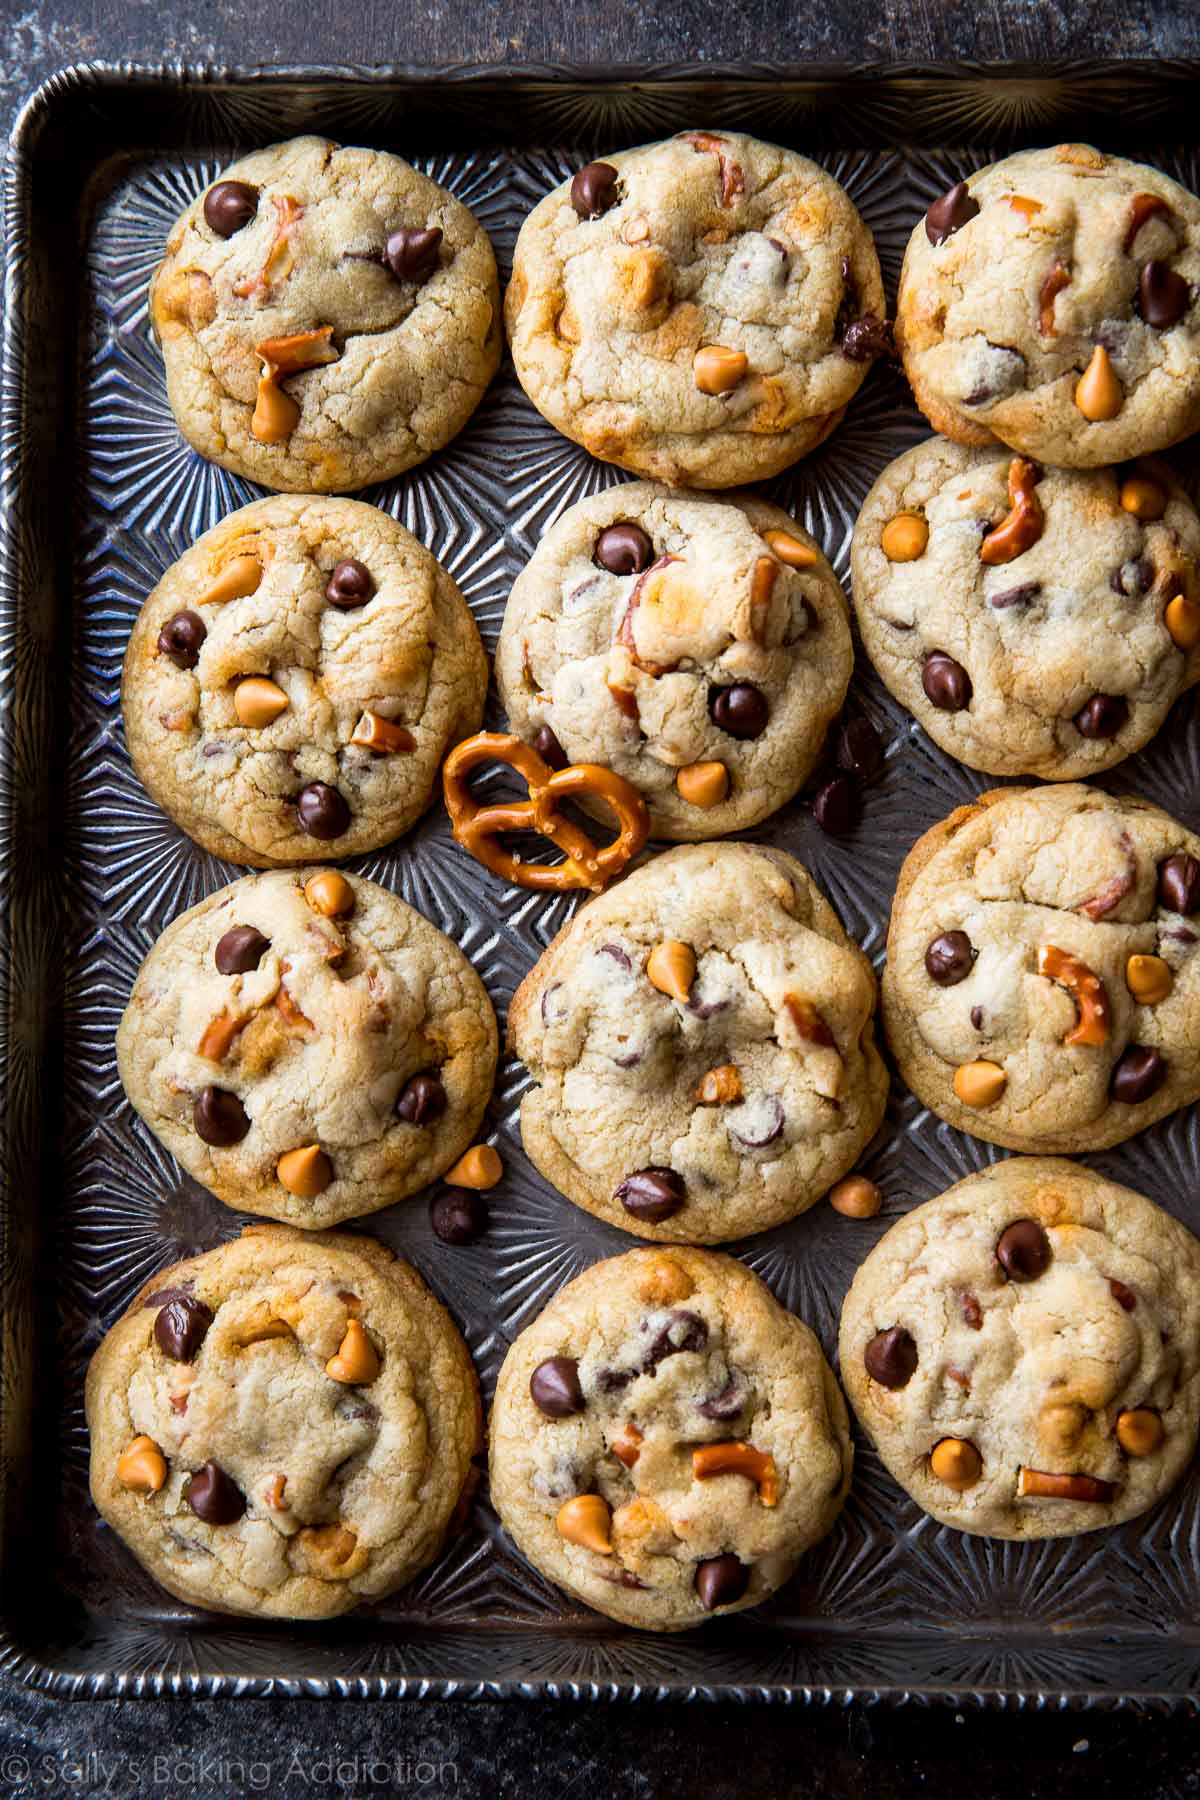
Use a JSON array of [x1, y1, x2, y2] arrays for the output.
[[3, 61, 1200, 1705]]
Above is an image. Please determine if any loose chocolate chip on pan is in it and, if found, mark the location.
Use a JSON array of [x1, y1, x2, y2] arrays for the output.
[[835, 715, 884, 781], [430, 1186, 488, 1245], [157, 610, 207, 670], [989, 581, 1042, 610], [383, 226, 443, 284], [694, 1554, 749, 1611], [533, 725, 568, 771], [1157, 853, 1200, 915], [922, 652, 972, 711], [154, 1294, 215, 1363], [617, 1167, 687, 1223], [203, 180, 259, 238], [1074, 694, 1128, 739], [185, 1460, 246, 1525], [1138, 260, 1190, 330], [296, 782, 351, 840], [864, 1326, 918, 1389], [395, 1072, 447, 1126], [709, 683, 769, 740], [193, 1085, 250, 1148], [325, 559, 376, 608], [594, 522, 654, 576], [571, 161, 620, 220], [925, 930, 974, 986], [529, 1356, 585, 1418], [1110, 1044, 1168, 1105], [840, 315, 895, 362], [924, 180, 980, 246], [812, 775, 860, 836], [214, 925, 269, 975], [996, 1218, 1051, 1282]]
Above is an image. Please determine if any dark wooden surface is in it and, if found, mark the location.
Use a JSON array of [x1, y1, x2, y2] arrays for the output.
[[3, 3, 1200, 1795]]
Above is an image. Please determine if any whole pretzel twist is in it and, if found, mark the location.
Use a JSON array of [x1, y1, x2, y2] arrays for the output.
[[442, 732, 650, 893]]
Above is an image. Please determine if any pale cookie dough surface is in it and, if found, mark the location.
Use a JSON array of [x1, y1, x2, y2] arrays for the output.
[[884, 786, 1200, 1153], [123, 495, 487, 865], [506, 132, 885, 487], [839, 1159, 1200, 1538], [495, 483, 853, 840], [509, 844, 888, 1243], [490, 1247, 851, 1629], [151, 135, 500, 491], [117, 871, 498, 1227], [897, 144, 1200, 467], [851, 440, 1200, 778], [86, 1226, 481, 1619]]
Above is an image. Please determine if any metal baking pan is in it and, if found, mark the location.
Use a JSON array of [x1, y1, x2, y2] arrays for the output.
[[4, 59, 1200, 1707]]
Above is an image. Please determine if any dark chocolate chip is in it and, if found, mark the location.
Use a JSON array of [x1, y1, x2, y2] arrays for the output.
[[697, 1374, 746, 1421], [1138, 259, 1190, 330], [922, 652, 972, 711], [694, 1553, 749, 1611], [214, 925, 269, 976], [1074, 694, 1128, 739], [995, 1218, 1051, 1282], [570, 161, 620, 220], [154, 1294, 214, 1363], [157, 610, 207, 670], [594, 522, 653, 576], [812, 775, 860, 836], [840, 315, 895, 362], [1110, 1278, 1137, 1312], [970, 1004, 985, 1030], [727, 1093, 784, 1150], [193, 1086, 250, 1148], [529, 1356, 585, 1418], [296, 782, 351, 839], [616, 1166, 686, 1223], [709, 683, 769, 740], [430, 1186, 488, 1245], [925, 930, 974, 986], [533, 725, 568, 770], [324, 559, 376, 608], [595, 1366, 635, 1395], [1111, 556, 1154, 597], [1110, 1044, 1168, 1105], [598, 942, 632, 970], [185, 1460, 246, 1525], [140, 1284, 194, 1310], [924, 180, 980, 246], [1157, 853, 1200, 915], [335, 1395, 379, 1423], [383, 225, 443, 285], [835, 715, 884, 781], [990, 581, 1042, 610], [643, 1310, 708, 1373], [963, 347, 1027, 406], [395, 1072, 447, 1126], [203, 180, 259, 238], [864, 1326, 917, 1389]]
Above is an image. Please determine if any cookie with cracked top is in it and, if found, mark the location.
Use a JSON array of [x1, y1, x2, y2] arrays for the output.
[[86, 1225, 481, 1618], [839, 1159, 1200, 1538], [884, 785, 1200, 1153], [122, 495, 486, 865], [506, 131, 886, 486], [897, 144, 1200, 467], [850, 438, 1200, 778], [495, 481, 853, 840], [151, 135, 500, 491], [117, 869, 498, 1228], [508, 843, 888, 1243], [490, 1246, 851, 1629]]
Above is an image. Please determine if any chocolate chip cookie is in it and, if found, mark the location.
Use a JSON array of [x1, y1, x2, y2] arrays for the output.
[[506, 131, 887, 487], [122, 495, 487, 865], [117, 870, 498, 1227], [508, 843, 888, 1243], [86, 1225, 481, 1618], [851, 439, 1200, 778], [494, 483, 853, 840], [151, 135, 501, 491], [884, 785, 1200, 1152], [897, 145, 1200, 467], [839, 1158, 1200, 1539], [490, 1246, 851, 1629]]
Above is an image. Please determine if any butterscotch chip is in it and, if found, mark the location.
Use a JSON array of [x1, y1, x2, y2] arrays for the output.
[[676, 761, 729, 809], [880, 514, 928, 562], [953, 1060, 1007, 1108], [828, 1175, 882, 1219]]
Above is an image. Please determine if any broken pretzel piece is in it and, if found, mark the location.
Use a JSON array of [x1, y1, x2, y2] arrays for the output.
[[980, 458, 1044, 565], [1036, 944, 1111, 1047], [251, 325, 338, 444], [692, 1440, 779, 1506], [1017, 1467, 1117, 1503]]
